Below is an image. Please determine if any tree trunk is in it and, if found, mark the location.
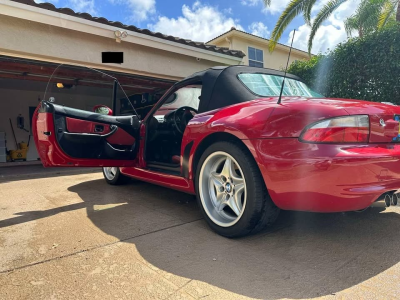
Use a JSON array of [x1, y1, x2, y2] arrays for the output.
[[397, 1, 400, 22]]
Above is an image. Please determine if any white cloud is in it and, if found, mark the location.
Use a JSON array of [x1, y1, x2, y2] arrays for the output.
[[148, 2, 243, 42], [249, 22, 270, 38], [223, 7, 233, 15], [263, 0, 291, 15], [68, 0, 96, 15], [241, 0, 291, 15], [289, 24, 346, 54], [241, 0, 260, 6], [110, 0, 156, 22], [288, 0, 361, 53]]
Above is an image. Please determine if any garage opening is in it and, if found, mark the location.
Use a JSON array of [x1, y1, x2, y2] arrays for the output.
[[0, 55, 175, 166]]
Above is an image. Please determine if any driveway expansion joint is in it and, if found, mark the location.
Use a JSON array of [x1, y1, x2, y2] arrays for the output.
[[0, 218, 203, 275]]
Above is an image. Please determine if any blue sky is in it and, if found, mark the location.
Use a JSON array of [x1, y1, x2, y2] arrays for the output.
[[36, 0, 361, 53]]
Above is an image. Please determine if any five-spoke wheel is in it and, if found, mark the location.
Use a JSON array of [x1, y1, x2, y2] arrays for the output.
[[196, 141, 279, 237], [102, 167, 130, 185], [103, 167, 118, 181], [199, 152, 246, 227]]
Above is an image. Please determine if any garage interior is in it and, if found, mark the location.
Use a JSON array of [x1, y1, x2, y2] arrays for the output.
[[0, 55, 175, 165]]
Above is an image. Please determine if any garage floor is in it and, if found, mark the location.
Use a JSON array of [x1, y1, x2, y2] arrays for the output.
[[1, 168, 400, 299]]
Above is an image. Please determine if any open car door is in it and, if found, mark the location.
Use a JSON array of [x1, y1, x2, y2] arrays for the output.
[[33, 65, 140, 167]]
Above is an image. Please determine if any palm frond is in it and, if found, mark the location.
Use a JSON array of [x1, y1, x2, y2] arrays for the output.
[[269, 0, 310, 52], [344, 15, 359, 37], [358, 0, 388, 33], [308, 0, 348, 53], [303, 0, 318, 26], [263, 0, 272, 6], [378, 0, 398, 28]]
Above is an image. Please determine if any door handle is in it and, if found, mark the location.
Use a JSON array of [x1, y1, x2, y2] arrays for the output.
[[65, 125, 118, 139], [94, 125, 104, 133]]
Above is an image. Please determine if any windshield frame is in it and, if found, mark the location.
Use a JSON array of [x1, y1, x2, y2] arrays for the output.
[[237, 72, 323, 98]]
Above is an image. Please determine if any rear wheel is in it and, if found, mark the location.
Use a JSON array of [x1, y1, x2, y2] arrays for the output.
[[102, 167, 130, 185], [195, 141, 279, 238]]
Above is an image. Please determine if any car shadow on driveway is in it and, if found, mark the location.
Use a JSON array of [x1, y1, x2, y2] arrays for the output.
[[4, 177, 400, 299], [64, 178, 400, 299]]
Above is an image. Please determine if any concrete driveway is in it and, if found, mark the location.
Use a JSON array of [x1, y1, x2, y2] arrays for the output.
[[1, 167, 400, 299]]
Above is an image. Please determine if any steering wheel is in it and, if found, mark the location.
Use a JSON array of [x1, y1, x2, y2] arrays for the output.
[[173, 106, 198, 134]]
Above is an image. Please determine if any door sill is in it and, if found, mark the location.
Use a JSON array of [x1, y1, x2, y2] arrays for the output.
[[147, 161, 180, 176]]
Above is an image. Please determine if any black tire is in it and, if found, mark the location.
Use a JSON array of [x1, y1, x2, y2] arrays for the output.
[[102, 167, 131, 185], [195, 141, 280, 238]]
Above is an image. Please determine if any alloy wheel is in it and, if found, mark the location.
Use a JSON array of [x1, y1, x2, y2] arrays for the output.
[[103, 167, 118, 180], [199, 151, 247, 227]]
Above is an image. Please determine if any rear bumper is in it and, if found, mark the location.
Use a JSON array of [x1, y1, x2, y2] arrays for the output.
[[247, 139, 400, 212]]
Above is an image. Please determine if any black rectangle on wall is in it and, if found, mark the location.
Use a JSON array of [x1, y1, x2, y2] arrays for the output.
[[102, 52, 124, 64]]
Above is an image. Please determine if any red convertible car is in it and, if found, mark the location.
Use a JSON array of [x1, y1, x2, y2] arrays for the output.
[[33, 65, 400, 237]]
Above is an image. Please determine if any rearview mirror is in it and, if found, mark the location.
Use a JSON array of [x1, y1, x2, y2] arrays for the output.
[[93, 105, 113, 115]]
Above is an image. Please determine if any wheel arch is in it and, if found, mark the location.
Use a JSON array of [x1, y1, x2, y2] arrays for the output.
[[191, 132, 254, 181]]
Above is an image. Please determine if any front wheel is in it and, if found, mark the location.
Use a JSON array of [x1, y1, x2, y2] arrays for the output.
[[102, 167, 130, 185], [195, 141, 279, 238]]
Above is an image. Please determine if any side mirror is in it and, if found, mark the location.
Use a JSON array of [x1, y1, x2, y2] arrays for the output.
[[93, 105, 113, 116]]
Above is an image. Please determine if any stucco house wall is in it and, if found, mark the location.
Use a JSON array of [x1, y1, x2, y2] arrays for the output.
[[230, 36, 308, 70], [208, 29, 310, 70], [0, 15, 226, 81]]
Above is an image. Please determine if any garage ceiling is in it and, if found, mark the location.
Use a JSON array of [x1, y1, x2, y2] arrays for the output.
[[0, 56, 175, 94]]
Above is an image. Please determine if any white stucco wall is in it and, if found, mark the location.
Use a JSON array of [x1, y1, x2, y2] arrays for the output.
[[230, 37, 308, 70], [208, 31, 310, 70], [0, 15, 234, 81]]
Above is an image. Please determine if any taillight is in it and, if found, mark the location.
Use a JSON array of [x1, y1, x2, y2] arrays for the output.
[[300, 115, 370, 143]]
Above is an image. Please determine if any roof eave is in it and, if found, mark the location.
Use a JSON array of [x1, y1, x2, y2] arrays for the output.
[[5, 0, 246, 60], [207, 29, 312, 58]]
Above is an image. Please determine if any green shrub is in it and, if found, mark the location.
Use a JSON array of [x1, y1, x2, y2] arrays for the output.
[[288, 25, 400, 103]]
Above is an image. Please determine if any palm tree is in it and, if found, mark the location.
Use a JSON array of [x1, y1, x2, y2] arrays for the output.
[[398, 2, 400, 20], [378, 0, 400, 29], [345, 0, 391, 37], [265, 0, 399, 54]]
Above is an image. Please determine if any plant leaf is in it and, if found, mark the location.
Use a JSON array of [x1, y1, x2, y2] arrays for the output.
[[269, 0, 310, 52], [308, 0, 348, 53], [303, 0, 318, 26]]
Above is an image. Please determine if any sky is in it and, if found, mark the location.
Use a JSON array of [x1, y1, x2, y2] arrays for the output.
[[35, 0, 361, 54]]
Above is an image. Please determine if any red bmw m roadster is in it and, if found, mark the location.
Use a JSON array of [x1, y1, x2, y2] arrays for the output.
[[33, 65, 400, 237]]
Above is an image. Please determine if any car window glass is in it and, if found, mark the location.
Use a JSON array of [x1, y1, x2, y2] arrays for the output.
[[238, 73, 323, 97], [161, 86, 202, 110]]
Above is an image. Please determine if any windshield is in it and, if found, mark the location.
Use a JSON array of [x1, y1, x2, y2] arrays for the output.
[[238, 73, 323, 97]]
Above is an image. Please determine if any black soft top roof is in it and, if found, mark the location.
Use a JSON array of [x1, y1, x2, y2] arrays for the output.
[[175, 65, 302, 113]]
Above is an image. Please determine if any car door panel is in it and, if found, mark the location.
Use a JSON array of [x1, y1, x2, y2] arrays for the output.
[[34, 101, 140, 167], [65, 117, 112, 134], [65, 117, 135, 145], [106, 128, 136, 145]]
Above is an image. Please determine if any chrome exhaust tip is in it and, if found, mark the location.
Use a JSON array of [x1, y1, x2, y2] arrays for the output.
[[384, 194, 392, 207], [392, 194, 399, 206]]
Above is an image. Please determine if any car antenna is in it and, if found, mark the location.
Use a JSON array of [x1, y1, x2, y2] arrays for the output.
[[277, 29, 296, 105]]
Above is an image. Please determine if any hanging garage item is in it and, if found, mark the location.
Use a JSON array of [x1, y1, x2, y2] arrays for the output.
[[17, 114, 29, 132]]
